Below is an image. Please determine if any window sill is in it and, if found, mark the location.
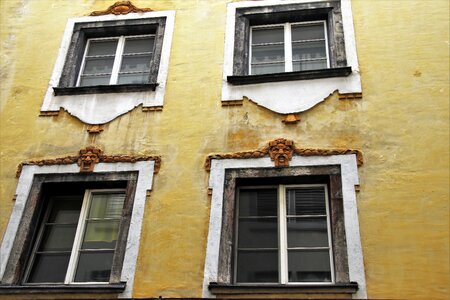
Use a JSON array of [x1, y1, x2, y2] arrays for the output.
[[53, 83, 158, 96], [208, 282, 358, 295], [0, 283, 126, 294], [227, 67, 352, 85]]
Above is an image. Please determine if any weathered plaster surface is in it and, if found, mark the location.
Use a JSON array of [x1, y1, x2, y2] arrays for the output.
[[0, 161, 155, 298], [221, 0, 362, 114], [0, 0, 448, 299]]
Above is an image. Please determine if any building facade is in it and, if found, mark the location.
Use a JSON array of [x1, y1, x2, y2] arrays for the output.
[[0, 0, 448, 299]]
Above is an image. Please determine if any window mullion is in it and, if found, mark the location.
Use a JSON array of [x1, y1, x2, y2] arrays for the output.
[[110, 36, 125, 84], [76, 40, 91, 87], [64, 190, 91, 284], [278, 185, 288, 284], [284, 23, 293, 72]]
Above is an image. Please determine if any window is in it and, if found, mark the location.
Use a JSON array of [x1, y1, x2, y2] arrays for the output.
[[26, 189, 126, 284], [203, 155, 367, 298], [250, 22, 329, 75], [54, 17, 166, 95], [78, 35, 155, 87], [236, 184, 334, 283]]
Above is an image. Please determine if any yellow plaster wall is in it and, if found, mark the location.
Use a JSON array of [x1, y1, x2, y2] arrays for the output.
[[0, 0, 448, 299]]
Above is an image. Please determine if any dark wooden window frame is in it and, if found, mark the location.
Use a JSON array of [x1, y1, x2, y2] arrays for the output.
[[230, 0, 348, 84], [53, 17, 166, 96], [210, 165, 357, 295], [0, 172, 138, 294]]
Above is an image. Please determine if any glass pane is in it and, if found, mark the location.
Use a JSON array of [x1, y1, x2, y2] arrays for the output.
[[83, 57, 115, 75], [239, 189, 277, 217], [288, 249, 332, 282], [74, 251, 114, 282], [252, 44, 284, 64], [293, 60, 328, 71], [236, 250, 278, 283], [48, 196, 82, 223], [287, 217, 329, 247], [292, 41, 327, 61], [124, 37, 155, 54], [252, 27, 284, 44], [120, 55, 152, 72], [251, 63, 285, 75], [79, 75, 111, 86], [117, 73, 150, 84], [286, 187, 326, 215], [89, 193, 125, 219], [87, 39, 118, 56], [38, 224, 78, 251], [27, 253, 70, 283], [81, 220, 120, 249], [292, 24, 325, 41], [238, 218, 277, 248]]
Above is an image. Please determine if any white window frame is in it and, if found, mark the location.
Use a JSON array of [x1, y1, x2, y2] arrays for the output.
[[23, 189, 126, 285], [234, 184, 335, 284], [77, 35, 155, 87], [249, 21, 330, 75]]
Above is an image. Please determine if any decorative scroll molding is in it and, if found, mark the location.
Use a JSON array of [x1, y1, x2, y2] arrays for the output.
[[205, 138, 363, 170], [87, 125, 104, 134], [89, 1, 153, 16], [221, 100, 243, 107], [338, 92, 363, 100], [282, 113, 301, 124], [16, 146, 161, 177], [142, 106, 163, 112], [39, 111, 60, 117]]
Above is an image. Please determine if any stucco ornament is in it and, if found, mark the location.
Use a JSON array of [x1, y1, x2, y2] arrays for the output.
[[78, 146, 103, 172], [268, 138, 294, 167], [16, 147, 162, 177], [89, 1, 153, 16], [205, 138, 363, 170]]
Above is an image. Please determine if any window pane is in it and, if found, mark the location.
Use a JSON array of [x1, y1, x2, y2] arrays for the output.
[[79, 75, 111, 86], [83, 57, 115, 75], [286, 187, 326, 215], [27, 253, 71, 283], [288, 249, 332, 282], [287, 217, 329, 247], [251, 63, 285, 75], [236, 250, 278, 283], [292, 41, 327, 61], [124, 37, 155, 54], [74, 251, 114, 282], [81, 220, 120, 249], [292, 24, 325, 41], [87, 40, 118, 56], [48, 196, 83, 223], [117, 73, 150, 84], [239, 189, 277, 217], [252, 27, 284, 44], [120, 55, 152, 72], [89, 193, 125, 219], [252, 44, 284, 64], [38, 224, 78, 251], [293, 60, 328, 71], [238, 218, 277, 248]]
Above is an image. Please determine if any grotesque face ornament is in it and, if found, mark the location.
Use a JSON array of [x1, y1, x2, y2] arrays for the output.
[[268, 138, 294, 167], [78, 147, 102, 172]]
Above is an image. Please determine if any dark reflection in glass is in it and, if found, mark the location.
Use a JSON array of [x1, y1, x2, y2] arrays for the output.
[[74, 251, 114, 282], [291, 24, 325, 41], [239, 189, 277, 217], [287, 217, 328, 247], [236, 250, 278, 283], [39, 224, 78, 251], [288, 249, 332, 282], [27, 253, 71, 283], [238, 218, 277, 248], [48, 196, 82, 223]]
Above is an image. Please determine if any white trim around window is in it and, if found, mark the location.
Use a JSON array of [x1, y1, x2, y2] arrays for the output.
[[202, 154, 367, 299], [0, 161, 155, 298]]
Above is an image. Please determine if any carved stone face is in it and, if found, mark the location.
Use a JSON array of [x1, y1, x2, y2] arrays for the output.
[[269, 139, 294, 167], [78, 147, 102, 172]]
